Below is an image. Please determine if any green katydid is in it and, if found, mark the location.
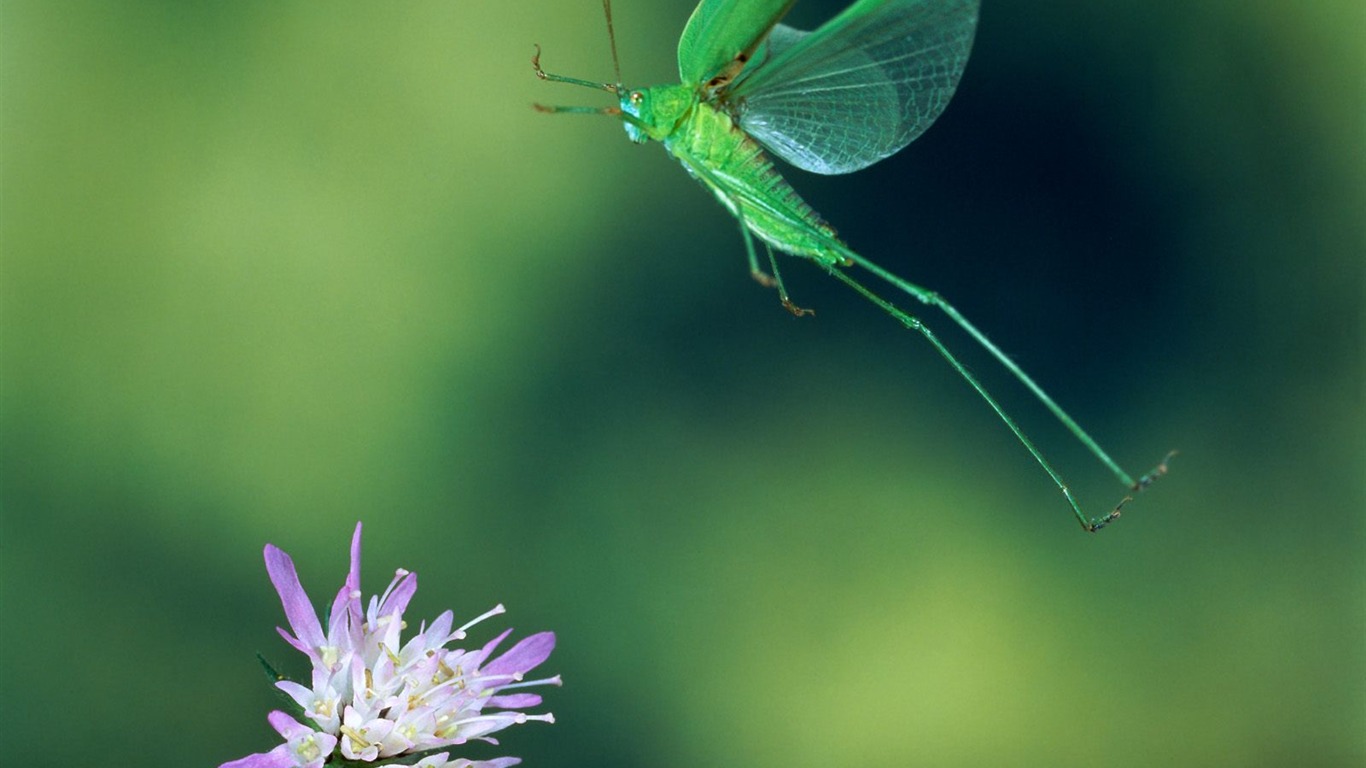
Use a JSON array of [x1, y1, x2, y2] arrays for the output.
[[533, 0, 1174, 532]]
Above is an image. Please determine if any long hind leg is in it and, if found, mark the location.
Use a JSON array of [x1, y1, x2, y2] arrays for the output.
[[818, 255, 1173, 531]]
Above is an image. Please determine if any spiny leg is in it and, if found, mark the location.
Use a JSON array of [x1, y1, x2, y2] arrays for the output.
[[818, 261, 1148, 532], [763, 242, 813, 317], [734, 199, 812, 317], [739, 215, 775, 288], [531, 45, 618, 93], [533, 102, 621, 116], [770, 244, 808, 317], [1081, 450, 1176, 529], [671, 148, 811, 317], [1082, 450, 1180, 530], [530, 46, 624, 115], [1132, 450, 1178, 493]]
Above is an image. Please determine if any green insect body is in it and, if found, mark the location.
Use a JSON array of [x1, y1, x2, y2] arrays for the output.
[[625, 84, 843, 266], [533, 0, 1175, 531]]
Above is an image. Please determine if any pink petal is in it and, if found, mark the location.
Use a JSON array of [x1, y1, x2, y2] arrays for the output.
[[424, 610, 455, 645], [469, 627, 513, 669], [482, 632, 555, 678], [264, 545, 324, 651], [218, 743, 296, 768], [267, 710, 310, 739], [473, 759, 523, 768], [380, 570, 418, 617], [329, 522, 365, 646], [484, 693, 542, 709]]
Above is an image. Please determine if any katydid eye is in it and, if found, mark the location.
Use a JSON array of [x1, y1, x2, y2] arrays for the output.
[[630, 91, 643, 104]]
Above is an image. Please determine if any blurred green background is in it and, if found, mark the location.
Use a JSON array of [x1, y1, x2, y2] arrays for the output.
[[2, 0, 1362, 766]]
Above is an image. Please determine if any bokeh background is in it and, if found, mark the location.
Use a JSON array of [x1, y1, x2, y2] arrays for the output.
[[3, 1, 1362, 766]]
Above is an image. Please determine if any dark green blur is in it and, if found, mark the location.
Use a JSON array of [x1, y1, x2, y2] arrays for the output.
[[2, 1, 1361, 766]]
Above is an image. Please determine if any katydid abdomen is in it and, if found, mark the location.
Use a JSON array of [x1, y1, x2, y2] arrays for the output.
[[666, 98, 846, 267]]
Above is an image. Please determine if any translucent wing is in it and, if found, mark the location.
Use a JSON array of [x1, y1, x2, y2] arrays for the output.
[[729, 0, 979, 175], [677, 0, 796, 87]]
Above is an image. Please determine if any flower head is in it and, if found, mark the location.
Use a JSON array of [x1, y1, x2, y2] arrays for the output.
[[222, 523, 558, 768]]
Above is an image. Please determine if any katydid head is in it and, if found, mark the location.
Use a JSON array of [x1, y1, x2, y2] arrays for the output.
[[618, 85, 693, 144]]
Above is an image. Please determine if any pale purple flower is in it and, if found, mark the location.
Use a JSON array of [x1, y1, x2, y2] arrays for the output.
[[221, 522, 558, 768]]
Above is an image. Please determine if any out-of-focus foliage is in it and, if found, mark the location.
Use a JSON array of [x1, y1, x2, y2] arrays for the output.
[[2, 1, 1361, 766]]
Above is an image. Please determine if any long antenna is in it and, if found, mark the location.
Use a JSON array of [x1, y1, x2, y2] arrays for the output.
[[602, 0, 623, 88]]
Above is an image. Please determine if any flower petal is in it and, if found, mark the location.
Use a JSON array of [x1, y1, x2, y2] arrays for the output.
[[468, 627, 513, 670], [484, 693, 542, 709], [380, 570, 418, 617], [218, 743, 297, 768], [328, 522, 365, 649], [264, 545, 324, 651], [482, 632, 555, 678]]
